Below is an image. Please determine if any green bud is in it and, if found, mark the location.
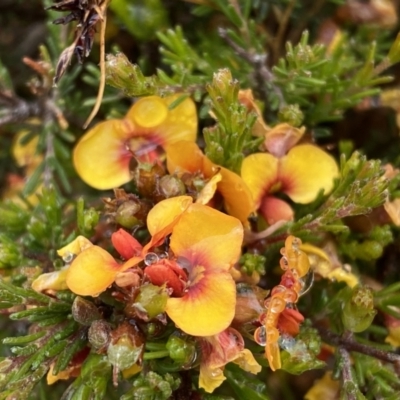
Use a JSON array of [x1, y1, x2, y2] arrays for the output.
[[115, 201, 141, 229], [88, 320, 111, 351], [82, 208, 99, 234], [158, 175, 186, 199], [341, 286, 377, 333], [132, 284, 168, 319], [0, 239, 21, 268], [278, 104, 304, 127], [166, 333, 197, 367], [239, 253, 266, 276], [105, 53, 158, 96], [72, 296, 101, 326]]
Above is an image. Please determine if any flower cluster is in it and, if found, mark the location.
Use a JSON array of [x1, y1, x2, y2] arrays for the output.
[[31, 91, 345, 394]]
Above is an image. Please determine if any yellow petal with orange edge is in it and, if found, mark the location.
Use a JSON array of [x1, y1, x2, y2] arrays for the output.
[[66, 246, 120, 296], [266, 341, 281, 371], [32, 266, 69, 292], [170, 203, 243, 269], [233, 349, 262, 374], [197, 173, 222, 205], [145, 196, 193, 251], [166, 268, 236, 336], [241, 153, 279, 208], [304, 372, 340, 400], [218, 166, 255, 226], [199, 364, 226, 393], [279, 144, 338, 203], [73, 119, 133, 190], [57, 236, 93, 258]]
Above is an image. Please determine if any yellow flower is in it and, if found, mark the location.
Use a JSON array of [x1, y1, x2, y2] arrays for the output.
[[241, 144, 338, 224], [74, 95, 197, 189], [304, 372, 340, 400]]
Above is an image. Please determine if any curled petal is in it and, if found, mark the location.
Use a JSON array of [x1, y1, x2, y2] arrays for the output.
[[111, 229, 143, 259], [241, 153, 278, 208], [166, 268, 236, 336], [66, 246, 121, 296], [266, 340, 281, 371], [263, 123, 305, 157], [197, 173, 222, 205], [57, 236, 93, 258], [232, 348, 262, 374], [145, 196, 193, 251], [280, 144, 338, 203], [199, 364, 226, 393], [32, 267, 69, 293], [73, 119, 133, 189], [259, 196, 294, 225]]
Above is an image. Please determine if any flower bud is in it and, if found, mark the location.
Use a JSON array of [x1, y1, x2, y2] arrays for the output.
[[128, 284, 168, 319], [278, 105, 304, 127], [72, 296, 101, 326], [233, 283, 267, 325], [115, 201, 141, 229], [341, 285, 377, 332], [166, 333, 198, 368], [88, 320, 111, 351], [157, 175, 186, 199]]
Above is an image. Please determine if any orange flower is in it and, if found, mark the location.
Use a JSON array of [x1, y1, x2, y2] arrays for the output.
[[241, 145, 338, 224], [166, 140, 254, 226], [74, 95, 197, 189], [199, 328, 261, 393]]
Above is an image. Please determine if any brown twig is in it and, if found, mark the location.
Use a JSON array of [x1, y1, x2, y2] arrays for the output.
[[318, 327, 400, 367], [218, 28, 285, 107]]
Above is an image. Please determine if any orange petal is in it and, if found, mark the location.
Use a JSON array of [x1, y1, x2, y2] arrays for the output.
[[166, 268, 236, 336], [218, 166, 255, 226], [241, 153, 279, 208], [73, 119, 134, 189], [196, 173, 222, 205], [166, 140, 206, 175], [259, 196, 294, 225], [170, 203, 243, 270], [145, 196, 193, 251], [66, 246, 121, 296], [279, 144, 338, 203]]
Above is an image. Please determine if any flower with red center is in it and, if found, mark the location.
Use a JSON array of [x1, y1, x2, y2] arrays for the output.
[[199, 328, 261, 393], [74, 95, 197, 190], [144, 196, 244, 336], [166, 140, 254, 226], [241, 144, 339, 225]]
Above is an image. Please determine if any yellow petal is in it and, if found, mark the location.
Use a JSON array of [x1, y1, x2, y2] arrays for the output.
[[12, 123, 42, 169], [66, 246, 120, 296], [126, 96, 169, 128], [279, 144, 338, 203], [166, 140, 206, 175], [73, 119, 133, 189], [199, 364, 226, 393], [385, 326, 400, 347], [166, 268, 236, 336], [57, 236, 93, 259], [197, 173, 222, 205], [170, 203, 243, 270], [145, 196, 193, 251], [304, 372, 340, 400], [233, 349, 262, 374], [218, 166, 255, 226], [241, 153, 279, 208], [32, 266, 69, 292]]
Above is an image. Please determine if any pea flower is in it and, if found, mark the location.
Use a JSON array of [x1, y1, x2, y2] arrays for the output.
[[241, 143, 338, 225], [166, 140, 254, 226], [65, 196, 243, 337], [74, 95, 197, 189], [199, 328, 261, 393]]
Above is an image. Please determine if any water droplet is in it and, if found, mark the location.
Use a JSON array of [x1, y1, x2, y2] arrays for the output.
[[269, 297, 286, 314], [144, 252, 159, 266], [62, 251, 74, 263], [298, 269, 314, 297], [279, 333, 296, 351], [254, 326, 266, 346], [266, 326, 279, 342], [159, 251, 169, 259]]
